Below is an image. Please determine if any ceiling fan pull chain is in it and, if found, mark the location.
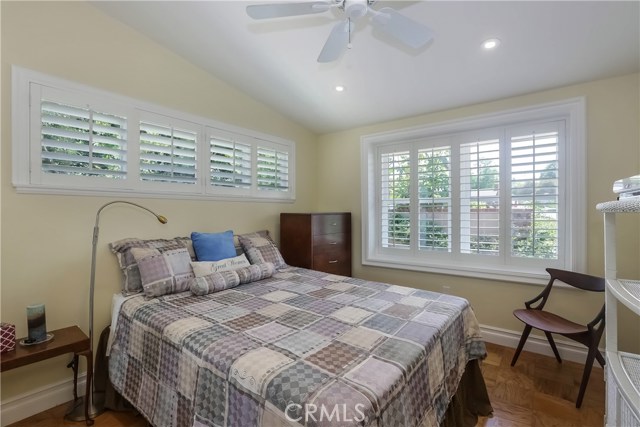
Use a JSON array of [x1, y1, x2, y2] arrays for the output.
[[348, 18, 352, 49]]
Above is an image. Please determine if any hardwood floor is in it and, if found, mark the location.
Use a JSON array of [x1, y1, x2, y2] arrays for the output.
[[7, 342, 604, 427], [478, 342, 605, 427]]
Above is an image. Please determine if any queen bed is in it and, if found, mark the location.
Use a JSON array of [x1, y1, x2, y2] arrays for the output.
[[104, 232, 492, 427]]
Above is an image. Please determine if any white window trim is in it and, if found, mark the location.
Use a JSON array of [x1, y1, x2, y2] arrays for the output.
[[12, 66, 296, 202], [361, 98, 586, 285]]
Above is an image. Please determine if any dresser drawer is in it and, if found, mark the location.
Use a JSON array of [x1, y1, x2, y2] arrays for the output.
[[313, 252, 351, 276], [313, 233, 348, 254], [312, 214, 348, 235]]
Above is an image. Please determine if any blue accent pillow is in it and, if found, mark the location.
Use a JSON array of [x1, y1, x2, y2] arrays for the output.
[[191, 230, 237, 261]]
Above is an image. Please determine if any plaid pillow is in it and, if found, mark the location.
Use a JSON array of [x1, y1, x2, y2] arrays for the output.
[[110, 237, 194, 295], [189, 270, 240, 296], [189, 263, 275, 296], [131, 247, 194, 297], [237, 230, 286, 268]]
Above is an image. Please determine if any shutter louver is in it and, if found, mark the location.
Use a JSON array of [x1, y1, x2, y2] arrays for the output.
[[139, 122, 197, 184], [381, 150, 411, 248], [210, 138, 252, 188], [418, 146, 451, 251], [257, 146, 289, 191], [510, 129, 559, 259], [460, 139, 500, 255], [41, 100, 127, 178]]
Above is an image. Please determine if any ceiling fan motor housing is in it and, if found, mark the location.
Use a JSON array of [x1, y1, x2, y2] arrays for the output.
[[344, 0, 368, 19]]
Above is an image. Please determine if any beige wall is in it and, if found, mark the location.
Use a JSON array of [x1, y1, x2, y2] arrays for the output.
[[316, 73, 640, 352], [0, 1, 317, 400]]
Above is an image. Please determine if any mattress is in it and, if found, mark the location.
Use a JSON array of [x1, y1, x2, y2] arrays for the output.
[[108, 266, 488, 427]]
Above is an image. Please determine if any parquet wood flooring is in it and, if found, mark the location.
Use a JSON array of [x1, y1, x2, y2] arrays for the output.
[[7, 342, 604, 427]]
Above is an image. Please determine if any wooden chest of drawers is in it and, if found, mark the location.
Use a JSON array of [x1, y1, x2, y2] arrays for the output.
[[280, 212, 351, 277]]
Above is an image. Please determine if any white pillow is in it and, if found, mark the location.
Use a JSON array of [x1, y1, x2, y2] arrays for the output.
[[190, 254, 251, 277]]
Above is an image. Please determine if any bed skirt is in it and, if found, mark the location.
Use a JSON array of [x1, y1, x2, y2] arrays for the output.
[[95, 326, 492, 426]]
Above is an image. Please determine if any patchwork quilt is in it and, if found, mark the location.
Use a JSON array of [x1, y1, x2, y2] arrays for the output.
[[109, 267, 487, 427]]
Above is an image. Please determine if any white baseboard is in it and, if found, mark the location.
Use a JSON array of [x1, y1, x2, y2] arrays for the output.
[[0, 374, 86, 427], [480, 324, 604, 367], [0, 325, 602, 425]]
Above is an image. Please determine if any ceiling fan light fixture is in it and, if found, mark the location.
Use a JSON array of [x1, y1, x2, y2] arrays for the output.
[[482, 38, 501, 50], [335, 85, 345, 92]]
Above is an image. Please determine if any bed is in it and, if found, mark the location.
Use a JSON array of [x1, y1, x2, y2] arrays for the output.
[[104, 233, 492, 427]]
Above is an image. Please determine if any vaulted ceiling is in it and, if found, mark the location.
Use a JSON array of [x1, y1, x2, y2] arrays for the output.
[[93, 1, 640, 134]]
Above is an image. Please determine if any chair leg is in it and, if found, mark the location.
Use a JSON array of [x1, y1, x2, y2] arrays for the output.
[[511, 325, 532, 366], [545, 332, 562, 363], [576, 344, 598, 408], [595, 350, 605, 367]]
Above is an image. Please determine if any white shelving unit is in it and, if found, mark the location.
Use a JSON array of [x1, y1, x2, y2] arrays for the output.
[[597, 198, 640, 427]]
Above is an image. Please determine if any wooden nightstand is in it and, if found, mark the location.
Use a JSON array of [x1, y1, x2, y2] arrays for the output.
[[0, 326, 94, 426]]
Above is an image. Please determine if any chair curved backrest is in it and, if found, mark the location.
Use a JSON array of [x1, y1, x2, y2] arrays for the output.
[[546, 268, 605, 292]]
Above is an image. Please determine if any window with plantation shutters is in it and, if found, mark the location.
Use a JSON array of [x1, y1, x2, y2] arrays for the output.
[[41, 100, 127, 179], [460, 138, 500, 256], [509, 123, 560, 260], [13, 66, 295, 201], [257, 145, 289, 192], [362, 99, 585, 284], [210, 136, 252, 189], [139, 118, 198, 185], [380, 148, 411, 248]]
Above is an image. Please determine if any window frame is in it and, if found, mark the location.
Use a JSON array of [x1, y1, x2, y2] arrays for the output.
[[12, 66, 296, 202], [361, 98, 586, 284]]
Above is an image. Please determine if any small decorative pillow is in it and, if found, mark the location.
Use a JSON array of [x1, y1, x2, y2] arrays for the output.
[[110, 237, 194, 295], [189, 263, 275, 296], [237, 230, 286, 268], [191, 254, 251, 277], [189, 270, 240, 296], [191, 230, 237, 261], [131, 247, 195, 298], [236, 263, 276, 284]]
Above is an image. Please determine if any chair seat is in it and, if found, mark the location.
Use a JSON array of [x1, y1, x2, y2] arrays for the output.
[[513, 308, 588, 335]]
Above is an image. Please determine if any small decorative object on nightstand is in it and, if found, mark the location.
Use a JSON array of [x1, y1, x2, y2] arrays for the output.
[[0, 323, 16, 353], [280, 212, 352, 277]]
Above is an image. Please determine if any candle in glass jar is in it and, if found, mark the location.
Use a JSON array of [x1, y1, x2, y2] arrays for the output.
[[26, 304, 47, 342]]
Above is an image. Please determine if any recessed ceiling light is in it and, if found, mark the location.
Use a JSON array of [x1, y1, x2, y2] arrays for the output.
[[482, 38, 501, 50], [335, 85, 345, 92]]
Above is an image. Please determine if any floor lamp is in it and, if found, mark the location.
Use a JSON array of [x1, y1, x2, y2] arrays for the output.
[[65, 201, 167, 422]]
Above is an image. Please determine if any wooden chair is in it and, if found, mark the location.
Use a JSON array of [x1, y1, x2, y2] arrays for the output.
[[510, 268, 605, 408]]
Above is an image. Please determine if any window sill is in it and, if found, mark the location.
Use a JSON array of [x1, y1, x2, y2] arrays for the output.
[[13, 184, 296, 204], [362, 255, 552, 285]]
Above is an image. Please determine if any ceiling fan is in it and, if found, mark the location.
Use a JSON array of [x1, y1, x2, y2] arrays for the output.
[[246, 0, 434, 63]]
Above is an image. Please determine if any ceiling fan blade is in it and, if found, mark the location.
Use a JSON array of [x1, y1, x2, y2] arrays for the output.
[[371, 7, 434, 49], [247, 2, 331, 20], [317, 20, 350, 63]]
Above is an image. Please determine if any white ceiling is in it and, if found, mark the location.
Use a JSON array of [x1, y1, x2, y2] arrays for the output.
[[92, 1, 640, 134]]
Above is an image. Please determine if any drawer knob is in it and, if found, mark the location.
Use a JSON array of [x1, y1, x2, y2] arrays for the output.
[[331, 223, 337, 226], [328, 260, 338, 264]]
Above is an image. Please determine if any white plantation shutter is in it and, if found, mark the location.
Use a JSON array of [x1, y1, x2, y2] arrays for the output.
[[417, 146, 451, 251], [380, 148, 411, 249], [257, 145, 289, 191], [460, 138, 500, 255], [40, 100, 127, 179], [509, 123, 561, 260], [139, 120, 198, 184], [210, 136, 252, 189]]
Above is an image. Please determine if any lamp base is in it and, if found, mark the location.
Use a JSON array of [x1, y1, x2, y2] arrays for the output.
[[64, 391, 105, 422]]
